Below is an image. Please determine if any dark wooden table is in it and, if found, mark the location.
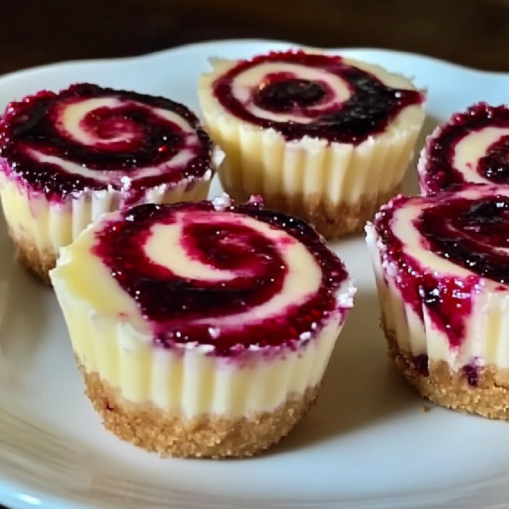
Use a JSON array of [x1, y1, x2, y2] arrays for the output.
[[1, 0, 509, 74], [0, 0, 508, 507]]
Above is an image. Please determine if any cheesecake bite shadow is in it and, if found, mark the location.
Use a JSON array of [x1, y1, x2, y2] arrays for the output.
[[402, 114, 441, 196], [0, 240, 52, 371], [269, 288, 419, 454]]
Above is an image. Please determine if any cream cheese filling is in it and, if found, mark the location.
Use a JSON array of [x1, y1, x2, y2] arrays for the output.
[[366, 186, 509, 369], [51, 207, 353, 417]]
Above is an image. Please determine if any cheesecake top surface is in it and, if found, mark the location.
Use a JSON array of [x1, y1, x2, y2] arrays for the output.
[[419, 103, 509, 194], [203, 50, 424, 144], [0, 83, 215, 201], [53, 195, 354, 356]]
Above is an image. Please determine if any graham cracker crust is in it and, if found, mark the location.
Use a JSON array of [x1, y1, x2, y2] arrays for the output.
[[222, 185, 400, 239], [9, 229, 56, 285], [383, 327, 509, 421], [79, 363, 320, 458]]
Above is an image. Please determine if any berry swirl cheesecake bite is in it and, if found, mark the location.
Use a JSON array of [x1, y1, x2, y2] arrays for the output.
[[366, 183, 509, 419], [50, 195, 355, 458], [418, 103, 509, 195], [198, 49, 425, 239], [0, 83, 220, 284]]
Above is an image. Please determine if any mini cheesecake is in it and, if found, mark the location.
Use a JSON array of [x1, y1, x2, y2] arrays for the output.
[[50, 195, 355, 458], [0, 83, 220, 284], [198, 49, 425, 238], [418, 103, 509, 195], [366, 183, 509, 420]]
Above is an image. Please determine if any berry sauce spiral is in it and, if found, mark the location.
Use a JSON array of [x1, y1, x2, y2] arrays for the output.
[[419, 103, 509, 194], [212, 50, 423, 144], [373, 184, 509, 349], [0, 83, 214, 201], [93, 197, 351, 356]]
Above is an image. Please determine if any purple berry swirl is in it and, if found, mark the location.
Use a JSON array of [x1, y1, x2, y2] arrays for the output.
[[0, 83, 215, 201], [418, 103, 509, 195], [91, 196, 354, 357], [210, 50, 424, 144]]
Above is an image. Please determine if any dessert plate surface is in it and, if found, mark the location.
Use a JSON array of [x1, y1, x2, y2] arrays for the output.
[[0, 39, 509, 509]]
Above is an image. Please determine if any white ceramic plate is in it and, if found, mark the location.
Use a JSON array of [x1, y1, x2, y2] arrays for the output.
[[0, 39, 509, 509]]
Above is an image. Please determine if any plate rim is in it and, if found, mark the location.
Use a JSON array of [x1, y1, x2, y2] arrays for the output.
[[0, 37, 507, 87]]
